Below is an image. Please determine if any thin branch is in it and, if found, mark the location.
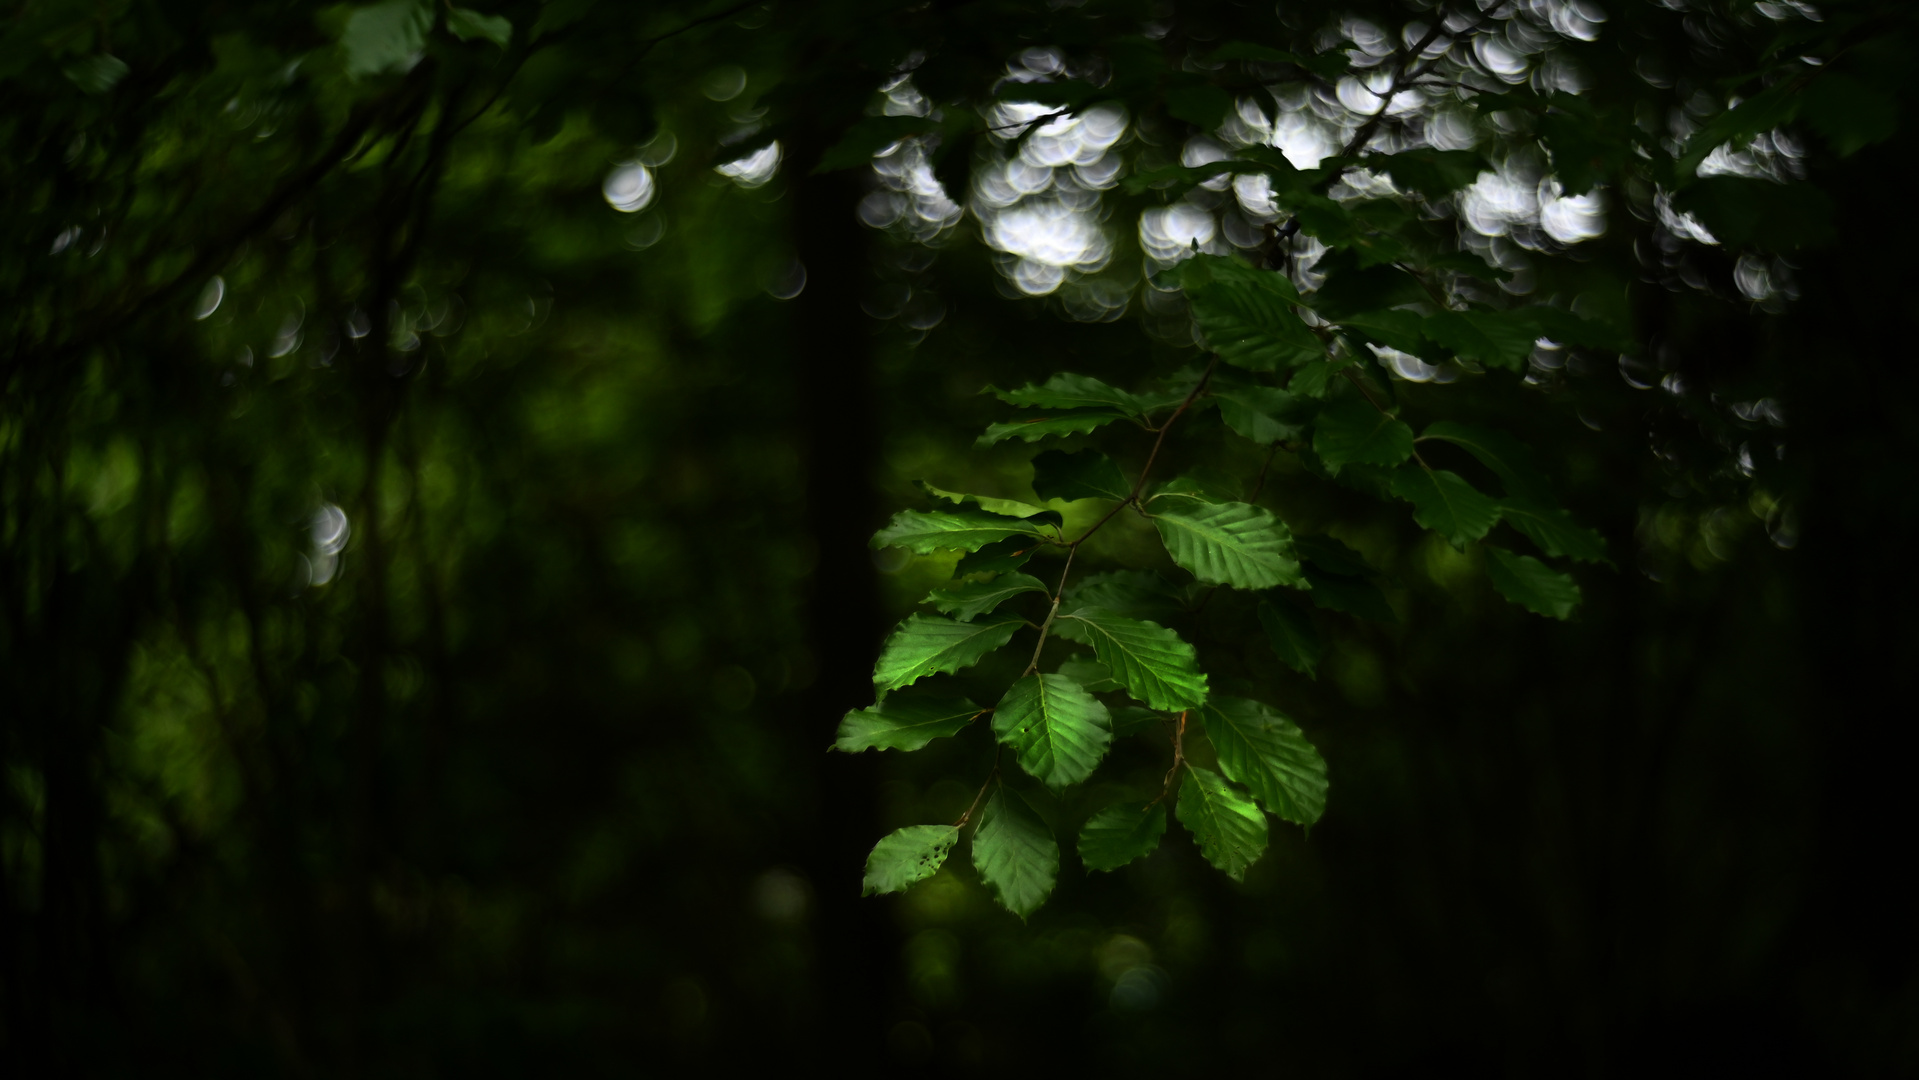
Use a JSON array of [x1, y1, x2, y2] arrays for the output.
[[954, 753, 1001, 829], [1146, 711, 1189, 808], [986, 108, 1070, 134]]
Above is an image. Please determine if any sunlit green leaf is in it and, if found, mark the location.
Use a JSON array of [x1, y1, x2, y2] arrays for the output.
[[836, 691, 984, 752], [916, 480, 1059, 524], [992, 673, 1113, 790], [1031, 449, 1130, 502], [1313, 399, 1414, 470], [927, 573, 1049, 621], [1199, 697, 1328, 826], [873, 613, 1025, 693], [993, 373, 1148, 417], [862, 825, 959, 895], [1485, 546, 1581, 619], [1053, 608, 1209, 711], [871, 508, 1052, 553], [1152, 500, 1303, 589], [1390, 468, 1501, 548], [1258, 599, 1322, 679], [978, 409, 1128, 447], [972, 789, 1059, 919], [1498, 499, 1609, 564], [1078, 801, 1167, 872], [1176, 766, 1268, 881]]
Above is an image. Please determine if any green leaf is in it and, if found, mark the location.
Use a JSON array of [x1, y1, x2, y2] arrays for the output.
[[1676, 80, 1798, 179], [1799, 73, 1900, 157], [1313, 399, 1414, 470], [862, 825, 959, 895], [1338, 310, 1428, 356], [1672, 177, 1836, 252], [836, 691, 984, 752], [446, 7, 512, 47], [1288, 356, 1354, 398], [873, 613, 1025, 693], [993, 373, 1147, 416], [1418, 422, 1552, 500], [1199, 698, 1328, 826], [1390, 468, 1502, 549], [953, 537, 1039, 576], [972, 789, 1059, 919], [1064, 570, 1187, 623], [1176, 766, 1268, 881], [1110, 705, 1164, 737], [1484, 546, 1581, 619], [992, 674, 1113, 790], [1421, 310, 1538, 370], [1053, 608, 1209, 711], [1078, 801, 1167, 872], [1364, 149, 1486, 198], [1152, 500, 1303, 590], [1213, 385, 1305, 445], [927, 573, 1049, 621], [917, 481, 1058, 523], [1056, 658, 1120, 693], [1292, 534, 1374, 577], [1498, 499, 1609, 564], [1258, 599, 1322, 679], [1031, 449, 1130, 502], [814, 115, 938, 173], [62, 55, 130, 94], [871, 509, 1051, 553], [978, 409, 1128, 447], [1164, 82, 1234, 129], [341, 0, 433, 79], [1174, 255, 1323, 371], [1301, 566, 1397, 623]]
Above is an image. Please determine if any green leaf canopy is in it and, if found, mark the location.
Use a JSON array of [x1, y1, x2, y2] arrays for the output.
[[977, 410, 1129, 447], [1199, 697, 1329, 826], [872, 613, 1025, 693], [992, 673, 1114, 790], [972, 789, 1059, 919], [1498, 499, 1609, 564], [1152, 500, 1303, 589], [1418, 422, 1552, 501], [862, 825, 960, 895]]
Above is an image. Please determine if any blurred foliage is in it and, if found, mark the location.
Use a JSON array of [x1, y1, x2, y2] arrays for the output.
[[2, 0, 1917, 1075]]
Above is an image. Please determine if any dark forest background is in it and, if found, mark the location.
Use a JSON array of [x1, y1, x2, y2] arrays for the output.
[[3, 0, 1916, 1075]]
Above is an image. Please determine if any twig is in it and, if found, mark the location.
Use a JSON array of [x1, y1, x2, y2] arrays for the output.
[[1146, 711, 1189, 808], [986, 108, 1071, 134], [954, 752, 1001, 829]]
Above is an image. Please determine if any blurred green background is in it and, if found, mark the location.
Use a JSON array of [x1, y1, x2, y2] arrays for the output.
[[4, 0, 1917, 1075]]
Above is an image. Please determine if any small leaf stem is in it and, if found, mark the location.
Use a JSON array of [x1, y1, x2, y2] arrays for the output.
[[1147, 710, 1189, 808]]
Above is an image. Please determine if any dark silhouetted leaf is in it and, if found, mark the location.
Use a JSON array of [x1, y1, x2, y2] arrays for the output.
[[1032, 449, 1130, 502], [1484, 546, 1581, 619], [1079, 801, 1167, 871], [1390, 468, 1501, 548], [1313, 399, 1414, 470], [1258, 599, 1322, 679]]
